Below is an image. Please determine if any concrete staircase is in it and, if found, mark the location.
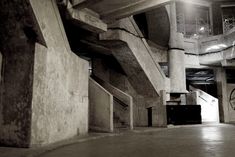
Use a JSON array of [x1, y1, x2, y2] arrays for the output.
[[100, 17, 169, 97], [100, 17, 168, 127]]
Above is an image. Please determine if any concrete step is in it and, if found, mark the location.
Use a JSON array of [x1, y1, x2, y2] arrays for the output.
[[100, 17, 168, 97]]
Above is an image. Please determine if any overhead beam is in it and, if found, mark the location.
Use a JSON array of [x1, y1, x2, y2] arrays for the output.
[[101, 0, 171, 21], [221, 59, 235, 67], [73, 0, 103, 10], [69, 0, 86, 6], [68, 8, 107, 33]]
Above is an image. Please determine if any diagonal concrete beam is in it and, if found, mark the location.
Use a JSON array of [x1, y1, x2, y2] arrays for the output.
[[68, 8, 107, 33], [72, 0, 103, 10], [69, 0, 86, 6], [101, 0, 171, 21]]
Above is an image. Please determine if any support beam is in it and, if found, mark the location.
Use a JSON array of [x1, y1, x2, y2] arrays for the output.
[[68, 8, 107, 33], [216, 68, 229, 123], [70, 0, 86, 6], [101, 0, 171, 21], [221, 59, 235, 67], [73, 0, 103, 10]]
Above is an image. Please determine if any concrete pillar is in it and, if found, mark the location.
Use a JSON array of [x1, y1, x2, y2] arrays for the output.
[[0, 0, 89, 147], [166, 2, 187, 93], [152, 90, 167, 127], [0, 52, 2, 81], [215, 68, 229, 123], [212, 3, 223, 35]]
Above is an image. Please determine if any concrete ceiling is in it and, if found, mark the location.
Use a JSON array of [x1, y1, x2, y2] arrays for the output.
[[81, 0, 170, 20], [71, 0, 235, 22]]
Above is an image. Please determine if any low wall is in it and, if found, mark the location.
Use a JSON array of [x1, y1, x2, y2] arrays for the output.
[[93, 76, 133, 129], [89, 78, 113, 132]]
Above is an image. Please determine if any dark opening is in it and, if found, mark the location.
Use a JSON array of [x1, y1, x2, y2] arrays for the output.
[[147, 107, 152, 127]]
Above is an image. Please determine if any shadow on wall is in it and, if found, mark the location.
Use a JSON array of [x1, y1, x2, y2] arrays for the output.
[[133, 6, 170, 47]]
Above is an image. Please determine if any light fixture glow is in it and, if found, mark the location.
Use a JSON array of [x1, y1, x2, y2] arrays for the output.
[[205, 44, 227, 52], [199, 27, 205, 32]]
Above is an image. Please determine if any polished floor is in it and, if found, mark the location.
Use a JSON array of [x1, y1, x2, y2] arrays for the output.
[[39, 124, 235, 157]]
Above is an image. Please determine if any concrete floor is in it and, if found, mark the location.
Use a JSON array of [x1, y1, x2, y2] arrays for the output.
[[38, 124, 235, 157]]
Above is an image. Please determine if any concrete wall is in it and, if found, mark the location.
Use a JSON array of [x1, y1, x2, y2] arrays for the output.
[[30, 0, 89, 146], [89, 78, 113, 132], [92, 57, 167, 127], [0, 0, 89, 147], [94, 76, 133, 129], [227, 84, 235, 122], [145, 7, 170, 47], [101, 17, 168, 96], [148, 41, 168, 63], [0, 0, 39, 147], [110, 70, 152, 127], [92, 58, 148, 126]]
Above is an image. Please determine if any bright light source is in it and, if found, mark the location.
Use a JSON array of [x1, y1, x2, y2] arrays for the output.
[[199, 27, 205, 32], [205, 44, 227, 52]]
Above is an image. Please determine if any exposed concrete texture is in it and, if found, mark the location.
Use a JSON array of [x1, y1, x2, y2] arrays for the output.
[[0, 52, 2, 81], [67, 7, 107, 33], [0, 0, 89, 147], [93, 77, 133, 129], [216, 68, 229, 123], [92, 57, 167, 127], [186, 92, 198, 105], [168, 49, 187, 93], [100, 17, 168, 127], [184, 39, 199, 55], [166, 2, 187, 93], [145, 7, 170, 47], [92, 58, 148, 126], [227, 84, 235, 122], [31, 44, 89, 146], [38, 124, 235, 157], [0, 0, 40, 147], [185, 54, 201, 68], [89, 78, 113, 132], [70, 0, 86, 6], [100, 17, 168, 96], [109, 71, 149, 127], [221, 59, 235, 67], [90, 0, 171, 21], [152, 90, 167, 127], [148, 41, 168, 63], [30, 0, 89, 146]]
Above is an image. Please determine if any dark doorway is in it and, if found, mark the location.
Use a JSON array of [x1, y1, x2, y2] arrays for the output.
[[147, 107, 152, 127]]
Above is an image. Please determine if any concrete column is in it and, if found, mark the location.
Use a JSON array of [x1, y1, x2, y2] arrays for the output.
[[216, 68, 229, 123], [212, 3, 223, 35], [166, 2, 187, 93], [152, 90, 167, 127], [0, 0, 89, 147], [0, 52, 2, 81]]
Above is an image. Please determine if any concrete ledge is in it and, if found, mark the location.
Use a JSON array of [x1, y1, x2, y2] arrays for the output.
[[68, 8, 107, 33]]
